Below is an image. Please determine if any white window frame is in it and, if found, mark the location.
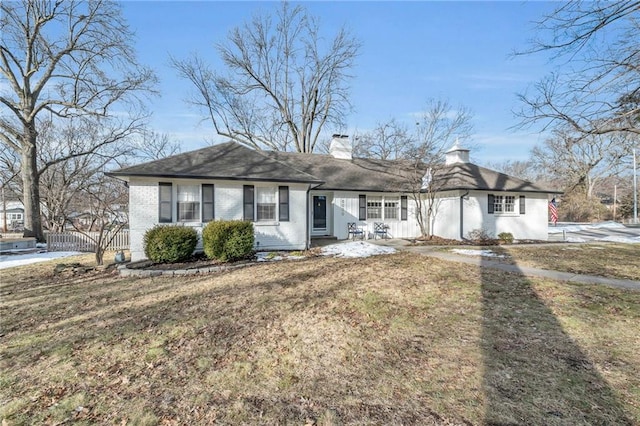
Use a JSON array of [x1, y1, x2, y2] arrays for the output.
[[367, 195, 400, 221], [494, 193, 520, 215], [256, 186, 277, 222], [367, 196, 383, 220], [177, 184, 201, 222]]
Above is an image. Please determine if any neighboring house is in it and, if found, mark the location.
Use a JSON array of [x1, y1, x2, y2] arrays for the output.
[[108, 136, 555, 261], [0, 201, 25, 232]]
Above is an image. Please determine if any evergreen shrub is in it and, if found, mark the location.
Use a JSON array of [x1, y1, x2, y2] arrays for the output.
[[143, 225, 198, 263], [202, 220, 254, 262]]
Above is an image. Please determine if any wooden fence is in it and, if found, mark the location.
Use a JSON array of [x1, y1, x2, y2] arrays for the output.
[[47, 230, 129, 252]]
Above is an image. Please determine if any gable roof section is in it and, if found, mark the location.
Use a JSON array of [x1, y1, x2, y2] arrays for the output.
[[109, 141, 554, 193], [107, 142, 322, 184], [434, 163, 552, 193], [263, 150, 417, 192]]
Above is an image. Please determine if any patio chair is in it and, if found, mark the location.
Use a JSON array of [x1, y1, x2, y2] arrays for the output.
[[373, 222, 389, 239], [347, 222, 364, 240]]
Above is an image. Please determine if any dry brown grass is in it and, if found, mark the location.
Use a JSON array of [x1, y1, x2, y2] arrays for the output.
[[490, 243, 640, 280], [1, 252, 638, 425]]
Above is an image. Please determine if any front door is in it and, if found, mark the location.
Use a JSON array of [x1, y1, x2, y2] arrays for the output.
[[313, 195, 327, 232]]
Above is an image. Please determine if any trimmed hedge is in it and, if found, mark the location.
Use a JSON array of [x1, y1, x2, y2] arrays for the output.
[[143, 225, 198, 263], [203, 220, 254, 262]]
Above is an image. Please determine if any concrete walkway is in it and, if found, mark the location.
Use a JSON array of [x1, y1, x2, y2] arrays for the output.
[[372, 239, 640, 291]]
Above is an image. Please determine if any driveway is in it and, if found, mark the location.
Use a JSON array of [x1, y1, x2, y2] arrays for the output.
[[548, 222, 640, 243]]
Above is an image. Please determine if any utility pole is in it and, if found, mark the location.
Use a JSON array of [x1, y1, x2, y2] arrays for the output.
[[634, 148, 638, 224], [613, 184, 617, 222]]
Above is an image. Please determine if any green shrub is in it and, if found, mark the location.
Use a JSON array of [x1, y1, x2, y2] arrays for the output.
[[498, 232, 514, 244], [143, 225, 198, 263], [202, 220, 254, 262]]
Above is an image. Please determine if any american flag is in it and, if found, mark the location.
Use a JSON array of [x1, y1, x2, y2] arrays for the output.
[[549, 198, 558, 225]]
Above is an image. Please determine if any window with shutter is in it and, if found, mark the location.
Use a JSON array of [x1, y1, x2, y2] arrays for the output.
[[519, 195, 526, 214], [488, 194, 495, 214]]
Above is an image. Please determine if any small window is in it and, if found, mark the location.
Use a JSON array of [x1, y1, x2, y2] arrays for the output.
[[177, 184, 200, 222], [367, 196, 383, 219], [257, 187, 276, 221], [159, 182, 172, 223]]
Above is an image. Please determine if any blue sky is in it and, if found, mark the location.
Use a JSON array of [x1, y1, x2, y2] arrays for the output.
[[122, 1, 558, 164]]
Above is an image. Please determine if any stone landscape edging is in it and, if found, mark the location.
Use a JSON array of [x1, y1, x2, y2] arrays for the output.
[[117, 261, 255, 277]]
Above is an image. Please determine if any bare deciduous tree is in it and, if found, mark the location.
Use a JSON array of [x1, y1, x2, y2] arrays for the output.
[[173, 2, 360, 153], [531, 128, 633, 198], [517, 1, 640, 136], [362, 100, 473, 238], [353, 119, 414, 160], [68, 173, 129, 265], [0, 0, 155, 241], [135, 131, 182, 162]]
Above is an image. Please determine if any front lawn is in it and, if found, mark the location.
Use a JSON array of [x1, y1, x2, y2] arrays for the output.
[[492, 243, 640, 281], [1, 252, 638, 424]]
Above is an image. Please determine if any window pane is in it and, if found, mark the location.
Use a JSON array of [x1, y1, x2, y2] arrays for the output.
[[505, 196, 515, 212], [367, 196, 382, 219], [257, 187, 276, 221], [494, 195, 504, 213], [177, 185, 200, 222], [178, 202, 199, 221], [177, 185, 199, 202], [384, 198, 399, 220]]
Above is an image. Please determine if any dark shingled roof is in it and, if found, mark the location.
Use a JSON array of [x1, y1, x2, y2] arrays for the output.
[[108, 142, 322, 184], [434, 163, 552, 193], [109, 141, 554, 193]]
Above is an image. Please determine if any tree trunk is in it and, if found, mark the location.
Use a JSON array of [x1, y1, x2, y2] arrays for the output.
[[21, 127, 45, 242]]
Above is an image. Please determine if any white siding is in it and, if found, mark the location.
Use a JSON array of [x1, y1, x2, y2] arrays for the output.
[[128, 178, 308, 261], [460, 191, 549, 240], [329, 191, 422, 240]]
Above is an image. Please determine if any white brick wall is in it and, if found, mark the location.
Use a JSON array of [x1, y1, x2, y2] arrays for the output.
[[128, 178, 308, 261]]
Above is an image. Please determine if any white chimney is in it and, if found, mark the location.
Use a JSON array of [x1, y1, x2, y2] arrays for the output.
[[445, 138, 470, 165], [329, 134, 352, 160]]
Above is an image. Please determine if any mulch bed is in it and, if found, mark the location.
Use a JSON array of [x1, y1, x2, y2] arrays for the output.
[[127, 253, 239, 271], [410, 236, 550, 246]]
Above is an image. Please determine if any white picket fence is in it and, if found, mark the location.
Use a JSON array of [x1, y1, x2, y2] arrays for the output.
[[47, 230, 129, 252]]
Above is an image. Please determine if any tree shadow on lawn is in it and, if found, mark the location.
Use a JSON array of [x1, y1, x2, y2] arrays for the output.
[[1, 254, 458, 424], [480, 263, 634, 425]]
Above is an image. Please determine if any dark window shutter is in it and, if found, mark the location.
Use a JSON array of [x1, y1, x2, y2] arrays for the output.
[[488, 194, 495, 214], [159, 182, 172, 222], [243, 185, 254, 221], [401, 196, 408, 221], [279, 186, 289, 221], [519, 195, 526, 214], [202, 184, 214, 222], [359, 195, 367, 220]]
